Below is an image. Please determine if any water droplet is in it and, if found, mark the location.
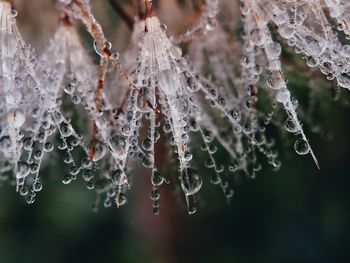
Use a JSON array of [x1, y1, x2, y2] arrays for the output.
[[210, 174, 220, 185], [285, 117, 298, 133], [30, 163, 39, 173], [250, 28, 266, 46], [115, 193, 127, 207], [111, 169, 128, 186], [11, 8, 18, 17], [104, 198, 112, 208], [111, 51, 120, 60], [62, 174, 72, 185], [69, 165, 79, 176], [51, 111, 64, 124], [8, 111, 25, 128], [303, 35, 324, 55], [228, 163, 238, 172], [87, 140, 106, 162], [44, 142, 54, 152], [265, 42, 281, 59], [151, 170, 164, 186], [229, 109, 241, 122], [64, 83, 75, 95], [337, 71, 350, 89], [82, 169, 93, 181], [63, 153, 73, 164], [108, 135, 126, 157], [23, 137, 33, 150], [205, 158, 215, 168], [33, 182, 43, 192], [19, 186, 29, 196], [152, 207, 160, 215], [34, 150, 43, 160], [59, 123, 74, 137], [181, 168, 202, 196], [267, 70, 286, 90], [169, 46, 182, 59], [150, 189, 160, 200], [87, 180, 94, 190], [224, 188, 234, 199], [294, 138, 310, 155], [275, 88, 291, 103], [142, 138, 152, 151], [94, 41, 112, 57]]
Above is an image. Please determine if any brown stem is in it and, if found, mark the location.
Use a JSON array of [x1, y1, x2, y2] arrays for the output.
[[108, 0, 134, 30], [89, 122, 97, 161], [72, 0, 107, 49], [61, 15, 72, 26], [60, 7, 72, 27], [144, 0, 153, 18], [89, 57, 109, 161], [95, 60, 108, 111]]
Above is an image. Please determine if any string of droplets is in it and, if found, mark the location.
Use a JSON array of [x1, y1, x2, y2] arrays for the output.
[[240, 0, 320, 168], [1, 0, 349, 213], [252, 0, 350, 89]]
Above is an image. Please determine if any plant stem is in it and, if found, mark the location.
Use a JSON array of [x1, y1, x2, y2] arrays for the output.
[[144, 0, 153, 18]]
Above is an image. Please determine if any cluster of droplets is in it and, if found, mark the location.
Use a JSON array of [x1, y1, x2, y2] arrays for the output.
[[239, 0, 320, 168], [14, 14, 107, 202], [0, 1, 42, 189], [104, 12, 284, 214], [2, 0, 350, 214], [0, 1, 95, 202], [188, 16, 281, 176], [251, 0, 350, 90]]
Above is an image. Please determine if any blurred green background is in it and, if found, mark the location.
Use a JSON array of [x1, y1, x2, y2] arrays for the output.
[[1, 1, 350, 263]]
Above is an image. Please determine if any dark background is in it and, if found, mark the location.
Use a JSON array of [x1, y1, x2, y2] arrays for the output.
[[1, 1, 350, 262]]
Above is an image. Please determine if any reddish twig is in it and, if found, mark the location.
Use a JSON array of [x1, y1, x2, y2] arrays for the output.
[[59, 6, 73, 26], [144, 0, 153, 18], [89, 57, 108, 161]]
